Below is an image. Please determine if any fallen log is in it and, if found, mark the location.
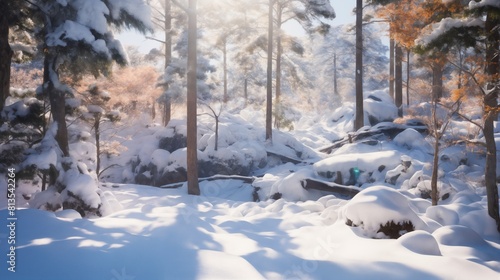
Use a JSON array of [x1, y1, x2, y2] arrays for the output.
[[301, 178, 360, 199], [266, 150, 303, 164], [158, 174, 256, 189], [319, 123, 427, 154]]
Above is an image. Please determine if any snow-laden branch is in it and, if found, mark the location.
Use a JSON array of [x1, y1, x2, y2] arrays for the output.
[[415, 17, 484, 47]]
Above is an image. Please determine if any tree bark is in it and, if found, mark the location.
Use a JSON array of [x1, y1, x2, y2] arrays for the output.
[[431, 102, 439, 206], [389, 36, 395, 100], [186, 0, 200, 195], [432, 61, 443, 101], [163, 0, 172, 126], [333, 53, 338, 96], [355, 0, 364, 130], [275, 5, 282, 104], [45, 54, 70, 157], [406, 49, 410, 106], [95, 116, 101, 175], [395, 44, 403, 117], [223, 37, 228, 103], [484, 10, 500, 231], [0, 8, 12, 113], [244, 78, 248, 104], [266, 0, 273, 141]]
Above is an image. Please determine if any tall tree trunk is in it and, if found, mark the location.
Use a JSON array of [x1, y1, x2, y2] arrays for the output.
[[431, 61, 443, 101], [430, 101, 439, 206], [95, 116, 101, 176], [333, 53, 338, 96], [395, 44, 403, 117], [244, 78, 248, 104], [223, 37, 228, 103], [354, 0, 364, 130], [406, 49, 410, 106], [484, 10, 500, 231], [0, 9, 12, 113], [163, 0, 172, 126], [389, 35, 395, 100], [275, 6, 282, 104], [45, 54, 70, 157], [186, 0, 200, 195], [266, 0, 273, 141]]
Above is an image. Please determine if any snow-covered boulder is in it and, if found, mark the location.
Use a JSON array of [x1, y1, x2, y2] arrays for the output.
[[363, 90, 398, 125], [314, 151, 401, 185], [343, 185, 428, 238], [393, 128, 432, 152]]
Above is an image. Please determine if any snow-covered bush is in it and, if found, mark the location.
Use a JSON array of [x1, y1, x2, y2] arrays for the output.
[[343, 186, 428, 239]]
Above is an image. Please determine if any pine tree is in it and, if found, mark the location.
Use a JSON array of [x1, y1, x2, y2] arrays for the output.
[[28, 0, 153, 215], [0, 1, 35, 113], [416, 0, 500, 231]]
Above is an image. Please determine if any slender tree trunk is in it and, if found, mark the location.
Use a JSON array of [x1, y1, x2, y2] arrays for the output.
[[276, 9, 282, 104], [406, 49, 410, 106], [187, 0, 200, 195], [266, 0, 273, 141], [46, 54, 70, 157], [333, 53, 338, 96], [95, 117, 101, 176], [432, 61, 443, 101], [484, 10, 500, 231], [244, 78, 248, 103], [0, 9, 12, 113], [389, 35, 395, 100], [163, 0, 172, 126], [214, 114, 219, 151], [431, 101, 439, 206], [223, 37, 228, 103], [395, 44, 403, 117], [355, 0, 364, 130]]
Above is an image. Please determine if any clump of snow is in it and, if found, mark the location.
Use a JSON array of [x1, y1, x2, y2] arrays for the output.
[[416, 17, 483, 47], [363, 90, 398, 124], [393, 128, 432, 152], [150, 149, 171, 171], [55, 209, 82, 219], [342, 185, 428, 238], [61, 171, 101, 210], [270, 168, 313, 201], [469, 0, 500, 9], [397, 230, 442, 256]]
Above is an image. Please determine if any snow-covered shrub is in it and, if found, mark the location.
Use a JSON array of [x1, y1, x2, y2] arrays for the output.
[[343, 186, 427, 239]]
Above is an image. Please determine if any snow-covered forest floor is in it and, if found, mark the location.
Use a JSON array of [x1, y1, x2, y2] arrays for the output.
[[1, 88, 500, 279]]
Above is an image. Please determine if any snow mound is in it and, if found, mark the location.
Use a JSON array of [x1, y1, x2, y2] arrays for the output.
[[393, 128, 431, 152], [343, 185, 427, 238], [397, 230, 441, 256], [270, 168, 313, 201]]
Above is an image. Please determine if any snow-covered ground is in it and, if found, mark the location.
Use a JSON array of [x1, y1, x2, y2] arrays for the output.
[[1, 91, 500, 279], [1, 181, 499, 279]]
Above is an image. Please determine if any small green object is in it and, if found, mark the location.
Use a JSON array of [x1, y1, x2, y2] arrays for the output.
[[353, 167, 360, 180]]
